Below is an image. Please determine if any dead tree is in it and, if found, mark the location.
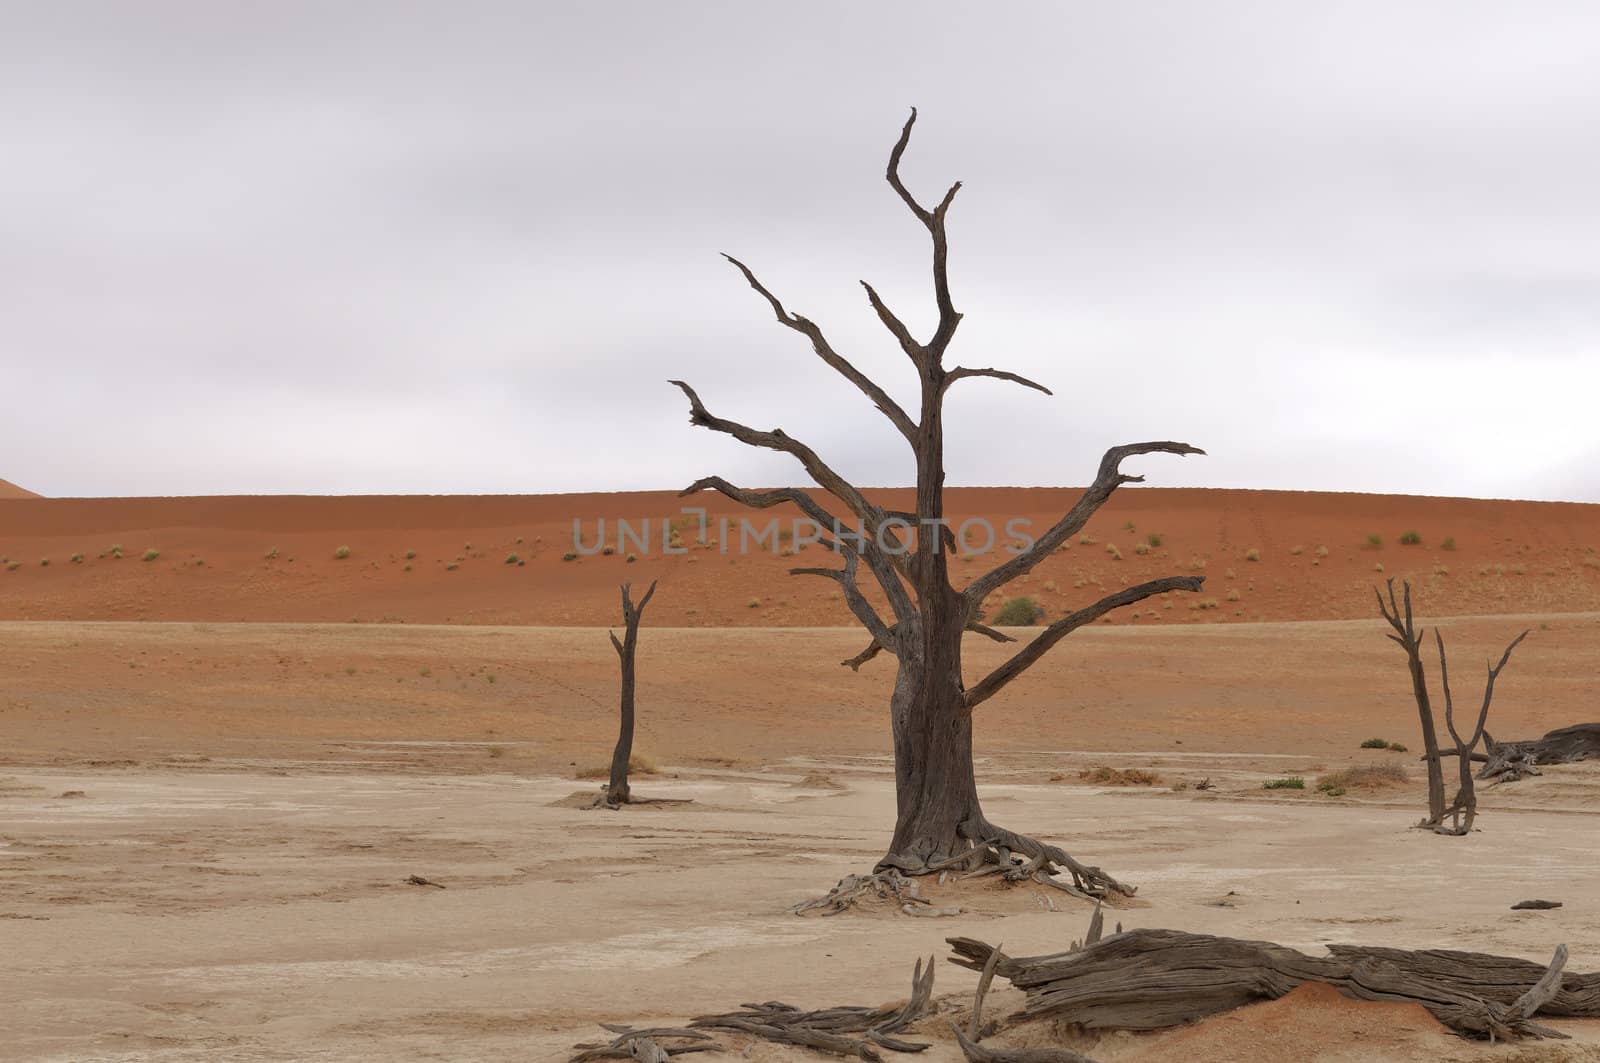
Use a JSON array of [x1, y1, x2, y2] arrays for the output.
[[1377, 579, 1527, 834], [1375, 580, 1449, 826], [1434, 627, 1529, 832], [673, 110, 1204, 891], [598, 580, 656, 808]]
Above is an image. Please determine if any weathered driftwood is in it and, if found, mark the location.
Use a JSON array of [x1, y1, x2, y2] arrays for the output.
[[682, 955, 938, 1060], [592, 581, 657, 809], [948, 929, 1599, 1042], [673, 109, 1204, 886], [570, 1026, 719, 1062], [1481, 723, 1600, 783]]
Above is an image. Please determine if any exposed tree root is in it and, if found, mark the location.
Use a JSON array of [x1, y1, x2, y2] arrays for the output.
[[791, 869, 942, 916], [572, 957, 937, 1061], [584, 786, 695, 812], [878, 820, 1135, 902]]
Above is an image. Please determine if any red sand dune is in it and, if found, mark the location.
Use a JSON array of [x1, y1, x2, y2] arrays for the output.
[[1, 487, 1598, 624], [0, 477, 40, 499]]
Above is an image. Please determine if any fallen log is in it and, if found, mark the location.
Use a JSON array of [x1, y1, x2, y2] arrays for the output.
[[948, 929, 1599, 1042], [1480, 723, 1600, 783]]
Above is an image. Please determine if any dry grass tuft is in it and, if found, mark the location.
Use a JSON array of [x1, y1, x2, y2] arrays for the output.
[[1078, 765, 1162, 786], [574, 751, 658, 779], [1318, 762, 1408, 793]]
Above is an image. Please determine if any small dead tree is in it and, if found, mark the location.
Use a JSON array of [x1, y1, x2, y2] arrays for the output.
[[673, 110, 1204, 891], [1434, 626, 1528, 834], [597, 580, 656, 808], [1376, 579, 1527, 834]]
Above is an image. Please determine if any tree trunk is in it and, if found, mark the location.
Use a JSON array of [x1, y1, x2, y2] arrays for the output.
[[1405, 639, 1449, 825], [605, 638, 637, 806], [881, 607, 985, 872], [600, 581, 655, 808]]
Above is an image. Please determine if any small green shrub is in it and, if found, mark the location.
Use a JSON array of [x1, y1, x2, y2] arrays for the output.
[[505, 553, 521, 565], [994, 597, 1043, 626], [1399, 530, 1422, 545], [40, 558, 49, 567], [747, 597, 761, 609], [446, 562, 460, 571], [1441, 536, 1456, 551], [1134, 542, 1150, 555], [142, 549, 161, 562], [1147, 533, 1163, 548], [264, 547, 279, 559], [404, 550, 417, 560], [70, 553, 84, 564], [1366, 533, 1382, 548], [1388, 742, 1408, 752], [1360, 737, 1390, 749], [5, 561, 20, 572], [561, 552, 578, 561], [402, 564, 412, 572], [1262, 777, 1305, 790], [1244, 548, 1260, 562], [601, 546, 616, 556], [334, 545, 352, 560], [625, 553, 638, 563]]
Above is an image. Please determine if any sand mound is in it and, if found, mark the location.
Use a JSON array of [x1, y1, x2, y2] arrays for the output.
[[0, 478, 39, 499], [791, 772, 846, 789], [1117, 981, 1452, 1062]]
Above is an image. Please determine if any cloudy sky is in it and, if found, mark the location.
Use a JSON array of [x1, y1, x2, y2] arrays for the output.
[[3, 2, 1598, 501]]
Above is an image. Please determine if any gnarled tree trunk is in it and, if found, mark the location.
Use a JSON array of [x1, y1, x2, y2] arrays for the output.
[[671, 111, 1204, 894]]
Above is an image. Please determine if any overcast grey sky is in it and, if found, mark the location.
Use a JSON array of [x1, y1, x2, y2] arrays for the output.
[[3, 2, 1598, 501]]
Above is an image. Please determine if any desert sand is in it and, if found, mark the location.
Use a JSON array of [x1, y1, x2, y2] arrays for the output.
[[4, 488, 1600, 626], [4, 488, 1600, 1061]]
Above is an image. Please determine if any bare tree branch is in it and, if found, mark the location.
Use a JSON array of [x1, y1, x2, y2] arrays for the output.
[[885, 107, 962, 358], [722, 254, 917, 440], [677, 475, 915, 621], [963, 442, 1205, 606], [944, 366, 1054, 396], [669, 380, 918, 575], [965, 577, 1204, 711], [967, 622, 1016, 644], [791, 547, 899, 653], [860, 280, 921, 362], [842, 638, 886, 671], [841, 617, 1014, 674]]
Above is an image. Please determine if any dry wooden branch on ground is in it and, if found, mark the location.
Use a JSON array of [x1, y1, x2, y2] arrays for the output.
[[575, 957, 938, 1062], [570, 1027, 719, 1062], [948, 929, 1599, 1042], [1481, 723, 1600, 783]]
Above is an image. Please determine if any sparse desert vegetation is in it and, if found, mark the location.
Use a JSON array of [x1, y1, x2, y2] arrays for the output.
[[994, 596, 1043, 625]]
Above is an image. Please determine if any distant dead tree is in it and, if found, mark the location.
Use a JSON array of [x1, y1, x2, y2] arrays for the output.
[[672, 110, 1204, 894], [1377, 579, 1527, 834], [595, 580, 656, 809]]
